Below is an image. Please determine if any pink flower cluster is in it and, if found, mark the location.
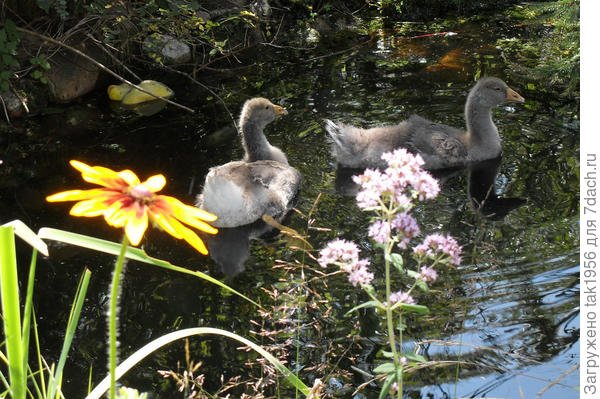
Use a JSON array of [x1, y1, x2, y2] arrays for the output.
[[367, 212, 421, 248], [413, 234, 462, 265], [392, 212, 420, 248], [318, 239, 374, 287], [353, 148, 440, 210], [389, 290, 415, 305], [368, 220, 392, 244], [418, 266, 438, 282], [317, 238, 359, 266]]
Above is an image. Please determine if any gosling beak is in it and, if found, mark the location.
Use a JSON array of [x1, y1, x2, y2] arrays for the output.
[[274, 105, 288, 116], [506, 87, 525, 103]]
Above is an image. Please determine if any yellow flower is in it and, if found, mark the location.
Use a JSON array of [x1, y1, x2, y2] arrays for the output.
[[47, 160, 218, 254]]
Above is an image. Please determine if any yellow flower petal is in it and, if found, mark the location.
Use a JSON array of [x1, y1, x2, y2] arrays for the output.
[[154, 215, 210, 254], [149, 212, 183, 239], [46, 189, 106, 202], [174, 222, 209, 255], [141, 174, 166, 192], [70, 160, 124, 188], [183, 230, 209, 255], [104, 201, 133, 227], [70, 199, 110, 217], [161, 196, 218, 222], [118, 170, 141, 187], [177, 212, 218, 235], [125, 209, 148, 246]]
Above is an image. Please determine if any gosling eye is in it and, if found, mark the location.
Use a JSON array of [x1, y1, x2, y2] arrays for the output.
[[265, 106, 269, 110], [495, 87, 501, 91]]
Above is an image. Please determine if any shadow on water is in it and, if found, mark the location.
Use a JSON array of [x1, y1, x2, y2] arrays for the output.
[[334, 156, 527, 221], [467, 156, 527, 220], [0, 10, 579, 399], [202, 220, 277, 278]]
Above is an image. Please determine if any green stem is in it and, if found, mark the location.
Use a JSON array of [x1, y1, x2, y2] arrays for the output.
[[397, 313, 403, 399], [381, 201, 406, 399], [383, 234, 402, 399], [108, 236, 129, 399]]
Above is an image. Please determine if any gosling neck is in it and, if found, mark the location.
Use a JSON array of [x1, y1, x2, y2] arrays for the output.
[[464, 94, 502, 160], [240, 119, 271, 162]]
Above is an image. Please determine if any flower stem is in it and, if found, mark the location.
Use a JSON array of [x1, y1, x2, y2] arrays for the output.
[[108, 236, 129, 399], [383, 228, 403, 399]]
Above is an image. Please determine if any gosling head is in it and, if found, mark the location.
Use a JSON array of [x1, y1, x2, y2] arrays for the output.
[[471, 77, 525, 108], [239, 97, 288, 129]]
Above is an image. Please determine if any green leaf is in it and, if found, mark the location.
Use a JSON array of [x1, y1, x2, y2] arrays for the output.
[[373, 362, 396, 375], [2, 53, 16, 66], [404, 353, 427, 363], [386, 252, 404, 272], [391, 302, 430, 314], [345, 300, 383, 315], [0, 226, 26, 398], [48, 269, 92, 399], [406, 270, 429, 292], [36, 0, 51, 13], [378, 373, 396, 399], [37, 228, 260, 307], [2, 220, 49, 256], [414, 279, 429, 291], [4, 18, 17, 34]]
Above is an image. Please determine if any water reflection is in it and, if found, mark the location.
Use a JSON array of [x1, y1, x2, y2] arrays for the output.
[[202, 219, 276, 277], [467, 156, 527, 219], [334, 156, 526, 220]]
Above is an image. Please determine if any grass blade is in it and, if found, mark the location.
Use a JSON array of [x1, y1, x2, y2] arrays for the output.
[[2, 220, 48, 256], [85, 327, 310, 399], [21, 250, 38, 385], [32, 309, 48, 398], [38, 228, 260, 308], [0, 226, 26, 399], [47, 269, 92, 399]]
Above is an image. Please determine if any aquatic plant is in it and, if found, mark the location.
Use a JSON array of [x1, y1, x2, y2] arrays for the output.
[[0, 220, 88, 399], [318, 148, 462, 398]]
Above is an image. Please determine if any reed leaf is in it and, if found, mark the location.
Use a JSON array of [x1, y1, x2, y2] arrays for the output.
[[0, 226, 26, 399], [85, 327, 310, 399], [38, 228, 259, 307], [47, 269, 92, 399]]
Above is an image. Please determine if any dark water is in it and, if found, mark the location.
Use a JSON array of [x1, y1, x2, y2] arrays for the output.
[[0, 11, 579, 399]]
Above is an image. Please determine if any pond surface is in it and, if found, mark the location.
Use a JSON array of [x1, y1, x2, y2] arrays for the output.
[[0, 10, 579, 399]]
